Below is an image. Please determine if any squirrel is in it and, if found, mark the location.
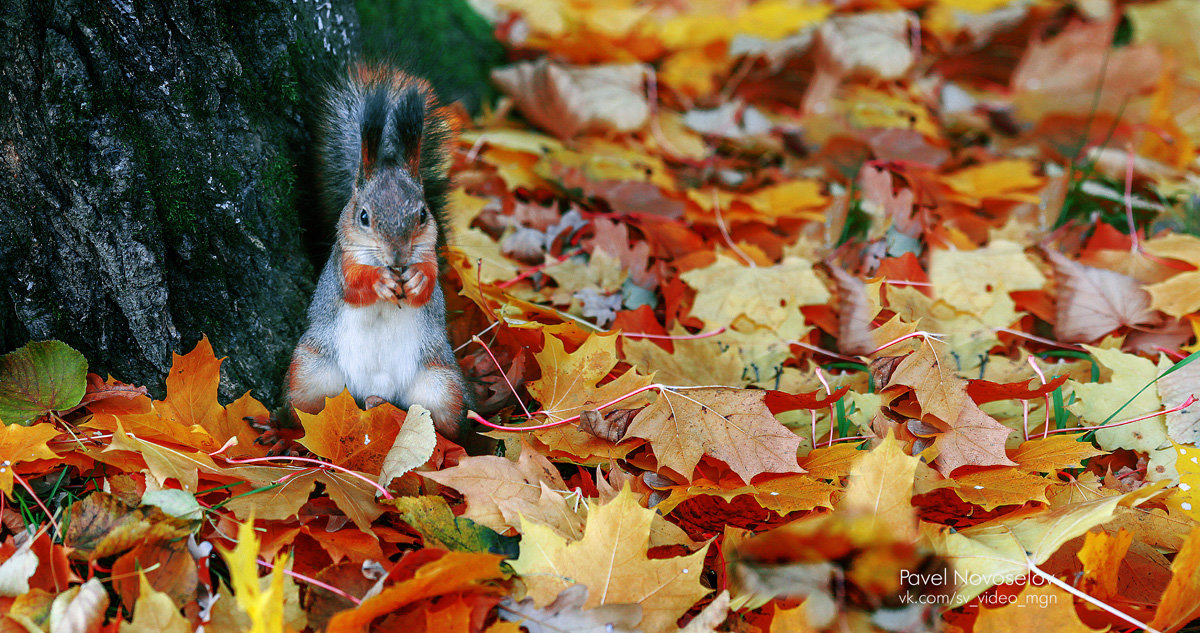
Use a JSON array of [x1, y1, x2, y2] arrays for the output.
[[265, 64, 477, 451]]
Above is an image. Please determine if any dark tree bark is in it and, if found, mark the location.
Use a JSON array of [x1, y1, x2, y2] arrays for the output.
[[0, 0, 358, 404], [0, 0, 502, 406]]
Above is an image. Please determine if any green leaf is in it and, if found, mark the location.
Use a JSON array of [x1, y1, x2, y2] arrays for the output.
[[0, 340, 87, 426], [385, 495, 519, 558]]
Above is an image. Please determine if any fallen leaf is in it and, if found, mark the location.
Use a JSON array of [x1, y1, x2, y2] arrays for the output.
[[525, 331, 654, 423], [0, 340, 87, 426], [509, 486, 710, 633], [422, 449, 583, 539], [376, 404, 437, 486], [498, 585, 642, 633], [1077, 529, 1131, 599], [840, 431, 919, 540], [1045, 248, 1157, 343], [386, 495, 518, 555], [0, 423, 60, 494], [1011, 433, 1106, 473], [48, 578, 108, 633], [625, 387, 804, 483], [973, 583, 1105, 633], [949, 468, 1051, 510], [1149, 526, 1200, 631], [680, 255, 831, 335], [492, 60, 649, 140]]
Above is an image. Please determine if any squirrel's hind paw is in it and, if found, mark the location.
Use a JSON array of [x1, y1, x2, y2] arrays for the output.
[[245, 414, 307, 457]]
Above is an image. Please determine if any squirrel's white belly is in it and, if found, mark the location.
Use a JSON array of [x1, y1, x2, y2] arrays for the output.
[[334, 302, 422, 401]]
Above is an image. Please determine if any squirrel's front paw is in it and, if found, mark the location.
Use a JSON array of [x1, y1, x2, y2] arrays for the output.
[[374, 267, 404, 304], [400, 261, 437, 307]]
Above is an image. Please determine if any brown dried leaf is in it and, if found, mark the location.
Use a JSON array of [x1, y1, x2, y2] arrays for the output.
[[1045, 248, 1157, 342], [492, 60, 649, 140], [625, 387, 803, 483]]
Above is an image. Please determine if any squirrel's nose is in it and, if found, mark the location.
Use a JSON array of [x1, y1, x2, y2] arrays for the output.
[[389, 250, 409, 269]]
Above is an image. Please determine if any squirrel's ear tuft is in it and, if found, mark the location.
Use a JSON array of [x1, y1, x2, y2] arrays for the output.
[[358, 88, 389, 186], [391, 86, 426, 176]]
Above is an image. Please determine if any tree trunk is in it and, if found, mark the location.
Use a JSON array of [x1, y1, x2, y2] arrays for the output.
[[0, 0, 358, 404]]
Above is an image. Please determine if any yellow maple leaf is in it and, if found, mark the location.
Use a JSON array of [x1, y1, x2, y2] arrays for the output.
[[509, 486, 710, 633], [1143, 233, 1200, 318], [680, 255, 830, 335], [840, 431, 919, 540], [949, 468, 1052, 510], [1077, 529, 1131, 598], [928, 240, 1046, 314], [0, 422, 59, 495], [941, 159, 1045, 205], [974, 583, 1105, 633], [222, 517, 290, 633], [526, 330, 654, 423], [1011, 433, 1107, 473]]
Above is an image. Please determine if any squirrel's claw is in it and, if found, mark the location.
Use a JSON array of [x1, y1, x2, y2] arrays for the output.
[[375, 267, 404, 303], [401, 267, 429, 302]]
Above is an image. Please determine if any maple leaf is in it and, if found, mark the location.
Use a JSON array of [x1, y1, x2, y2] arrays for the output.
[[1077, 529, 1132, 599], [297, 390, 405, 475], [655, 473, 837, 515], [949, 468, 1051, 510], [326, 551, 506, 633], [492, 60, 649, 139], [85, 337, 270, 456], [932, 401, 1019, 475], [509, 486, 710, 633], [498, 585, 642, 633], [680, 255, 830, 336], [1045, 249, 1158, 343], [422, 449, 583, 539], [0, 422, 59, 494], [621, 330, 747, 387], [886, 343, 1016, 474], [1012, 433, 1106, 472], [625, 387, 803, 483], [840, 431, 919, 539], [973, 583, 1105, 633], [928, 240, 1046, 315], [887, 343, 967, 424], [525, 330, 654, 424]]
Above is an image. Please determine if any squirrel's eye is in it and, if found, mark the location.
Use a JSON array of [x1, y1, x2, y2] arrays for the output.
[[419, 206, 428, 224], [358, 208, 370, 227]]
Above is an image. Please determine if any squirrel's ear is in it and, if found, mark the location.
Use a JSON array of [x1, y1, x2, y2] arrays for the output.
[[358, 89, 388, 186], [391, 86, 426, 177], [356, 140, 373, 188]]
